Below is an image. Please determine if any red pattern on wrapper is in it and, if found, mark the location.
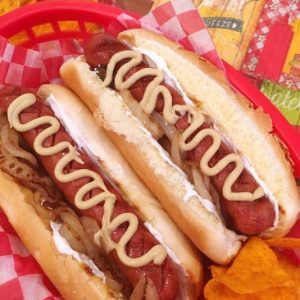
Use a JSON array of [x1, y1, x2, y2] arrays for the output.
[[0, 37, 83, 90], [0, 36, 43, 89], [0, 1, 299, 299], [0, 210, 61, 300], [107, 0, 224, 69]]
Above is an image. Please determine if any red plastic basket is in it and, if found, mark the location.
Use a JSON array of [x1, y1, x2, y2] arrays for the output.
[[0, 0, 299, 177], [0, 1, 128, 47]]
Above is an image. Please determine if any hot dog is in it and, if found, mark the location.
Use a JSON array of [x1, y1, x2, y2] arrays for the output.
[[59, 29, 300, 264], [0, 84, 202, 300]]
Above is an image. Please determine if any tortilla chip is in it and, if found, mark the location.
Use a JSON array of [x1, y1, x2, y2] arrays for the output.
[[205, 238, 299, 299], [216, 237, 292, 294], [204, 237, 300, 300], [277, 253, 300, 291], [266, 238, 300, 249], [256, 287, 298, 299], [210, 265, 227, 278], [204, 279, 253, 300], [205, 279, 297, 300]]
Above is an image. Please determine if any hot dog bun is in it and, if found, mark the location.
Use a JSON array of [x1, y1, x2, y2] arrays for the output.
[[0, 84, 203, 300], [0, 171, 118, 300], [117, 29, 300, 238], [60, 28, 300, 264], [37, 84, 203, 299], [60, 59, 244, 265]]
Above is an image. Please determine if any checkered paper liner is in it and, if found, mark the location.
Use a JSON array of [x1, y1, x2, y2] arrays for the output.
[[0, 210, 61, 300], [0, 1, 300, 299], [107, 0, 224, 69], [0, 37, 83, 89], [0, 1, 224, 299]]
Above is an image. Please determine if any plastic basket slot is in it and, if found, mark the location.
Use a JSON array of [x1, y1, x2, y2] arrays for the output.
[[84, 22, 102, 34], [8, 31, 29, 45], [58, 21, 81, 32], [32, 23, 55, 37]]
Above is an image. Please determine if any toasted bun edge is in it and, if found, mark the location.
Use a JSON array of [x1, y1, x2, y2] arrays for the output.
[[60, 59, 243, 266], [0, 171, 117, 300], [118, 29, 300, 237], [38, 83, 204, 298]]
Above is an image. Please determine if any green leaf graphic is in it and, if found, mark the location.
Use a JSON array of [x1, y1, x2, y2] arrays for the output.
[[260, 81, 300, 126]]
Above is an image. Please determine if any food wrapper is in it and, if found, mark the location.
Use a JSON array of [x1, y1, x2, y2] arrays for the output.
[[0, 1, 299, 299]]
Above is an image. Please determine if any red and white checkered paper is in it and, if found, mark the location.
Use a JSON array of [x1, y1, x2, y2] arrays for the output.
[[107, 0, 224, 69], [0, 210, 61, 300], [0, 1, 299, 299], [0, 37, 84, 89]]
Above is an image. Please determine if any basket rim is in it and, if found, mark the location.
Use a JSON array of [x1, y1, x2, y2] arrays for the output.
[[0, 0, 133, 40]]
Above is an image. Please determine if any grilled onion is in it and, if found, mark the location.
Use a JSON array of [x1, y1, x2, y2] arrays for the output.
[[59, 223, 86, 254], [1, 121, 38, 167], [145, 278, 159, 300], [121, 90, 164, 140], [0, 115, 60, 202], [129, 276, 146, 300], [170, 132, 183, 168], [129, 276, 159, 300], [0, 113, 124, 295], [153, 111, 177, 141], [191, 165, 213, 202]]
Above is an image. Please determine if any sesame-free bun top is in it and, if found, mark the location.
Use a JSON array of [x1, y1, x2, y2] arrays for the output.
[[118, 29, 300, 238]]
